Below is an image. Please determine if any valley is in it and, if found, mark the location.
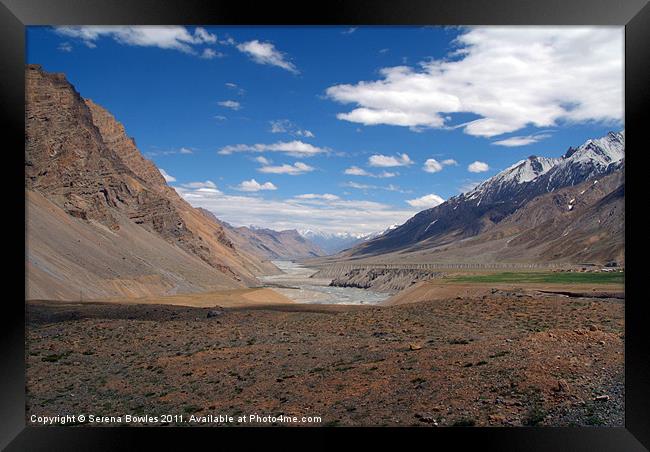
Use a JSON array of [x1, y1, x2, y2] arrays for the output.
[[24, 64, 625, 428], [260, 260, 390, 305]]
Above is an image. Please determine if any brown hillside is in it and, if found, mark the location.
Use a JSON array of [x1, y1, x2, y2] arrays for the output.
[[25, 65, 277, 300]]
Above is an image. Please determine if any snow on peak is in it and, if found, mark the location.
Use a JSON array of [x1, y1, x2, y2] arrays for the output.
[[563, 130, 624, 167], [299, 229, 377, 240], [463, 131, 624, 201], [465, 155, 559, 199], [501, 156, 559, 184]]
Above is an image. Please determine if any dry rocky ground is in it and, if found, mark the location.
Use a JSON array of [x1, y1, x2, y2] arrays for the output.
[[26, 289, 623, 427]]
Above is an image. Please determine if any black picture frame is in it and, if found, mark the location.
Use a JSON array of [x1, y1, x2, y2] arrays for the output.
[[2, 0, 649, 450]]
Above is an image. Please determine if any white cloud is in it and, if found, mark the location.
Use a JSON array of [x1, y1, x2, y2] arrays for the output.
[[386, 184, 410, 193], [269, 119, 291, 133], [255, 156, 271, 165], [180, 180, 218, 189], [423, 159, 443, 173], [294, 193, 340, 201], [406, 193, 445, 208], [173, 183, 417, 235], [423, 157, 458, 173], [225, 82, 245, 95], [193, 27, 217, 44], [200, 48, 222, 59], [492, 133, 551, 147], [343, 182, 410, 193], [368, 153, 413, 167], [269, 119, 314, 138], [236, 40, 298, 74], [344, 166, 396, 178], [258, 162, 314, 175], [344, 181, 374, 190], [159, 169, 176, 183], [468, 161, 490, 173], [57, 42, 73, 52], [326, 27, 623, 137], [55, 26, 217, 55], [296, 129, 315, 138], [342, 27, 358, 35], [147, 147, 195, 156], [218, 140, 329, 158], [218, 100, 241, 110], [236, 179, 277, 192], [344, 166, 370, 176]]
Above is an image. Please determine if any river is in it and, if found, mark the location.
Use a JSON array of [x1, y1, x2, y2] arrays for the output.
[[260, 260, 390, 305]]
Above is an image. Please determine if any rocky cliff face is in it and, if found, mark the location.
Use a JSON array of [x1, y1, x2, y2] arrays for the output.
[[83, 98, 169, 191], [27, 65, 187, 239], [26, 64, 276, 299]]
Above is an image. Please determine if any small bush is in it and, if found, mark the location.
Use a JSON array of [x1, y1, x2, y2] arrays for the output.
[[524, 406, 547, 426], [41, 351, 70, 362], [453, 418, 476, 426]]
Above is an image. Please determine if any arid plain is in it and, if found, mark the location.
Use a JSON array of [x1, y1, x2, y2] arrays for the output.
[[27, 275, 624, 427]]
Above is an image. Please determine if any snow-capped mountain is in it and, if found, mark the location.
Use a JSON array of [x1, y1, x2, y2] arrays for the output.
[[461, 131, 624, 207], [299, 230, 369, 255], [463, 156, 560, 206], [300, 227, 396, 254], [544, 131, 624, 187], [345, 131, 624, 257]]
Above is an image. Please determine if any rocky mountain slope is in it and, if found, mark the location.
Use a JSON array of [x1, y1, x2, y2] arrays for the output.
[[342, 132, 624, 265], [196, 209, 325, 260], [391, 168, 624, 266], [228, 226, 326, 260], [26, 65, 277, 300]]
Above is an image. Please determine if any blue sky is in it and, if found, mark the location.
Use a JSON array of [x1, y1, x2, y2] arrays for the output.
[[27, 26, 623, 234]]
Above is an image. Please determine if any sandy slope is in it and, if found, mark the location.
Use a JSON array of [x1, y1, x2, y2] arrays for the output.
[[92, 288, 295, 308], [26, 190, 245, 300]]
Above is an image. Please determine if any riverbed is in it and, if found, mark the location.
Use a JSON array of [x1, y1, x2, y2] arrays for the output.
[[261, 260, 389, 305]]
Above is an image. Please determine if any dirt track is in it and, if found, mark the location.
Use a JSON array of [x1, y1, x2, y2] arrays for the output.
[[26, 288, 624, 427]]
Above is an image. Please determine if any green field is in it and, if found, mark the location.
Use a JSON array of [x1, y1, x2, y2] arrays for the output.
[[448, 271, 624, 285]]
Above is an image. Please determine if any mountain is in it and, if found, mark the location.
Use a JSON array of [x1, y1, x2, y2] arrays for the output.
[[299, 230, 372, 255], [299, 231, 361, 255], [380, 168, 624, 266], [300, 226, 399, 255], [343, 131, 624, 264], [196, 209, 325, 260], [231, 227, 326, 260], [25, 65, 277, 300]]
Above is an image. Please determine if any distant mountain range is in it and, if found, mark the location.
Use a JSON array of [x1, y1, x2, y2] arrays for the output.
[[299, 227, 398, 254], [197, 210, 326, 259], [339, 131, 624, 265]]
